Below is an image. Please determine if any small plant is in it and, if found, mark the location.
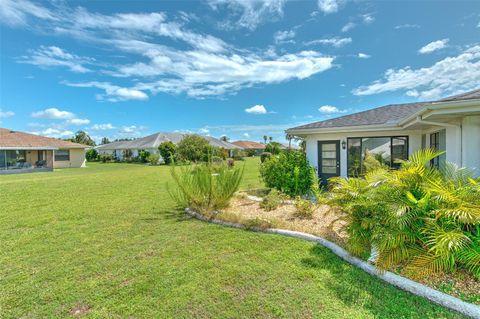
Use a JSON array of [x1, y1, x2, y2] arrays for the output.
[[168, 163, 244, 214], [244, 217, 273, 230], [158, 141, 176, 164], [259, 189, 283, 211], [211, 156, 224, 165], [294, 197, 315, 219], [139, 150, 150, 163], [147, 153, 160, 165], [260, 152, 271, 163], [99, 154, 113, 163]]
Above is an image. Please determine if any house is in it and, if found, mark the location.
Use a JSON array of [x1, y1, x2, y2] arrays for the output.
[[96, 132, 242, 161], [286, 89, 480, 185], [231, 140, 266, 155], [0, 128, 89, 174]]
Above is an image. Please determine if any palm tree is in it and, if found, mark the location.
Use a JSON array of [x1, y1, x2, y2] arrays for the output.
[[263, 135, 267, 144], [268, 136, 273, 143]]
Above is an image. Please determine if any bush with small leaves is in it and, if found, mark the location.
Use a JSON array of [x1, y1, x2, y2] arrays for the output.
[[244, 217, 273, 230], [259, 189, 283, 211], [260, 152, 272, 163], [147, 153, 160, 165], [294, 197, 315, 219]]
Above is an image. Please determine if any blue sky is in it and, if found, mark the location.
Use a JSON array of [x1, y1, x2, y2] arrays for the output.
[[0, 0, 479, 143]]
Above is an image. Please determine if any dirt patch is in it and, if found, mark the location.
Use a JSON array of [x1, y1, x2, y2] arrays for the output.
[[69, 303, 91, 317], [220, 195, 348, 245]]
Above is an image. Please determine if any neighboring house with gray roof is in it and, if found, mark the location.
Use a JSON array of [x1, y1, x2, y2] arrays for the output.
[[95, 132, 242, 161], [286, 89, 480, 185]]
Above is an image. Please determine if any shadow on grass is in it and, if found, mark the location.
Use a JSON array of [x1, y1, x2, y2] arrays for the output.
[[143, 208, 192, 223], [300, 245, 463, 319]]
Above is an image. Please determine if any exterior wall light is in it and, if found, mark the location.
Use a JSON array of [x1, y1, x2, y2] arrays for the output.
[[341, 140, 346, 150]]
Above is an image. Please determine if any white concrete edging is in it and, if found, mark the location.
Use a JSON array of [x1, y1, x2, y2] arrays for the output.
[[185, 208, 480, 319]]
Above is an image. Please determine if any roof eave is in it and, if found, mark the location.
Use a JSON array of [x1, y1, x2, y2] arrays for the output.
[[286, 123, 402, 135]]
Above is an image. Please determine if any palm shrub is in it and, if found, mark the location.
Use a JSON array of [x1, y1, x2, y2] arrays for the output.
[[168, 163, 244, 215], [328, 149, 480, 278]]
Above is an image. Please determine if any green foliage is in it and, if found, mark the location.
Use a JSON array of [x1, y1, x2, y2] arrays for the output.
[[85, 148, 98, 161], [260, 151, 316, 197], [99, 154, 113, 163], [100, 137, 110, 145], [65, 130, 96, 146], [147, 153, 160, 165], [158, 141, 176, 164], [260, 152, 271, 163], [245, 149, 257, 157], [328, 149, 480, 278], [259, 189, 283, 211], [176, 135, 213, 163], [231, 149, 246, 161], [294, 197, 315, 219], [168, 163, 244, 214], [138, 150, 150, 163], [265, 142, 282, 155], [244, 217, 273, 230]]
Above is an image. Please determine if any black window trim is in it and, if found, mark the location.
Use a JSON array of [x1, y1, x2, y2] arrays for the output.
[[347, 135, 409, 176], [54, 149, 70, 162]]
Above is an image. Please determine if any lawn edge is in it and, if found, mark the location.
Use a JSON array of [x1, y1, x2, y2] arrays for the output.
[[185, 208, 480, 319]]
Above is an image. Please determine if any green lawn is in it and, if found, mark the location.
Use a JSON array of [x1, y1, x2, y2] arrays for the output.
[[0, 158, 465, 318]]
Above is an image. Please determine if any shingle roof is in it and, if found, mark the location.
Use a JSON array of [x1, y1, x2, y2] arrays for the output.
[[0, 128, 89, 149], [231, 140, 266, 149], [288, 88, 480, 131], [96, 132, 241, 150], [438, 88, 480, 102], [289, 103, 426, 130]]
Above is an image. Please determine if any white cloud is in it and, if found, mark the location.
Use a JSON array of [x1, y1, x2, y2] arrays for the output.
[[304, 37, 352, 48], [318, 105, 345, 113], [66, 118, 90, 125], [395, 24, 420, 29], [353, 45, 480, 99], [3, 0, 335, 98], [0, 0, 56, 27], [31, 107, 75, 119], [18, 46, 94, 73], [90, 123, 115, 130], [243, 133, 250, 137], [245, 104, 268, 114], [341, 22, 355, 32], [358, 53, 371, 59], [118, 125, 146, 137], [64, 81, 148, 102], [418, 39, 449, 54], [274, 30, 295, 44], [317, 0, 344, 14], [207, 0, 286, 30], [32, 128, 74, 138], [0, 110, 15, 118], [362, 13, 375, 24], [199, 127, 210, 134]]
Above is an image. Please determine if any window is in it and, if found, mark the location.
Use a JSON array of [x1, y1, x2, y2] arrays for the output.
[[6, 150, 26, 169], [55, 149, 70, 161], [347, 136, 408, 176], [429, 130, 446, 168]]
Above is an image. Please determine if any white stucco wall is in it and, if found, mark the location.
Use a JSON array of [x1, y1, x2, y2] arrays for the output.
[[462, 115, 480, 175], [53, 149, 86, 168], [305, 130, 422, 177]]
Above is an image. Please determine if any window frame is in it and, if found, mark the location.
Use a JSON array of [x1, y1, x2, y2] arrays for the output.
[[347, 136, 409, 177], [54, 149, 70, 161]]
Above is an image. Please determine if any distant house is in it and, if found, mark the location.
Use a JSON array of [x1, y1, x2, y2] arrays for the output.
[[286, 89, 480, 185], [0, 128, 89, 174], [231, 140, 265, 155], [96, 132, 242, 161]]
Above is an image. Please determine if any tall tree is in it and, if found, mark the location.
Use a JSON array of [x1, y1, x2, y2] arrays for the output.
[[68, 130, 96, 146], [220, 135, 229, 142], [101, 137, 110, 145], [263, 135, 267, 144]]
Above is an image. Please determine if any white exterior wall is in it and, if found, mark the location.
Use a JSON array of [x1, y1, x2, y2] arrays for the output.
[[305, 130, 422, 177], [462, 115, 480, 175]]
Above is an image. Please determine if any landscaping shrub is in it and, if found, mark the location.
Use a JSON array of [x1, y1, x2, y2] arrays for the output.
[[99, 154, 113, 163], [147, 153, 160, 165], [244, 217, 273, 230], [260, 151, 316, 197], [246, 149, 257, 157], [211, 156, 224, 165], [158, 141, 176, 164], [231, 149, 246, 161], [327, 149, 480, 278], [259, 189, 283, 211], [168, 163, 244, 214], [176, 135, 214, 163], [294, 197, 315, 219], [85, 149, 98, 162], [260, 152, 271, 163], [139, 150, 150, 163]]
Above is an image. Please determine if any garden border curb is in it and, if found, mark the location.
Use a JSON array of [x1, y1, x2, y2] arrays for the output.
[[185, 208, 480, 319]]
